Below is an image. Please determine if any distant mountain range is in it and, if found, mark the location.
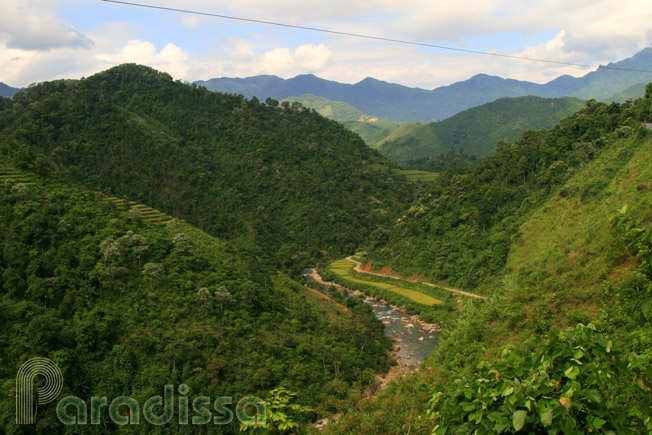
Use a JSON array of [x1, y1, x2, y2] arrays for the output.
[[0, 82, 22, 98], [196, 47, 652, 123]]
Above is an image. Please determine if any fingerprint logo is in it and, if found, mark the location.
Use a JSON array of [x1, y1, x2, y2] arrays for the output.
[[16, 357, 63, 424]]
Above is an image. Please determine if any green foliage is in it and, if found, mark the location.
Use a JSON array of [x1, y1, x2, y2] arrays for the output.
[[282, 94, 404, 146], [610, 205, 652, 278], [240, 387, 313, 434], [367, 96, 650, 288], [377, 96, 586, 162], [426, 324, 652, 434], [0, 64, 411, 271], [0, 173, 391, 433]]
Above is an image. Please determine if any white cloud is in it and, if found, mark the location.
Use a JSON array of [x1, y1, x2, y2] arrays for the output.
[[0, 0, 93, 51], [1, 0, 652, 90], [295, 44, 331, 70], [97, 40, 189, 79], [180, 15, 202, 29], [262, 48, 295, 74], [231, 40, 256, 60]]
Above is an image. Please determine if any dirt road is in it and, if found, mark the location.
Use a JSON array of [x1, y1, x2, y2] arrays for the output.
[[345, 256, 486, 300]]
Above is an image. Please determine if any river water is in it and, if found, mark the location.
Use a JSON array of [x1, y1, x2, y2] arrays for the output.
[[303, 269, 439, 369]]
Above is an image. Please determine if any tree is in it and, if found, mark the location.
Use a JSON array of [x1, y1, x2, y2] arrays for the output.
[[127, 233, 148, 267], [128, 206, 143, 223], [195, 287, 212, 313], [117, 230, 148, 267], [142, 262, 164, 289], [99, 237, 121, 277], [173, 233, 194, 255], [10, 182, 28, 199], [213, 286, 234, 313]]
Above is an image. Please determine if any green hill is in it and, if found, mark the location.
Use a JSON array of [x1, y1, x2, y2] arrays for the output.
[[282, 94, 403, 145], [366, 97, 649, 288], [377, 96, 586, 162], [0, 166, 393, 433], [0, 64, 411, 271], [604, 82, 647, 103], [325, 85, 652, 435], [283, 94, 366, 122]]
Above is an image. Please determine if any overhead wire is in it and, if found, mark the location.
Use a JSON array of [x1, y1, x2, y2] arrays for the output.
[[101, 0, 652, 73]]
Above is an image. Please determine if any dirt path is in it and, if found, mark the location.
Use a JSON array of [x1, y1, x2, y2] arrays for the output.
[[304, 284, 351, 317], [345, 256, 486, 300]]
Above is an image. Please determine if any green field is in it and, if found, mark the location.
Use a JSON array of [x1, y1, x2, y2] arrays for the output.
[[395, 169, 439, 182], [328, 259, 442, 306]]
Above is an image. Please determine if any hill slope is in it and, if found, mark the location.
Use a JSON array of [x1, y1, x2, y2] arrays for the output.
[[377, 96, 586, 162], [197, 48, 652, 122], [326, 84, 652, 435], [0, 64, 411, 269], [282, 94, 403, 145], [364, 92, 652, 288], [0, 167, 391, 433]]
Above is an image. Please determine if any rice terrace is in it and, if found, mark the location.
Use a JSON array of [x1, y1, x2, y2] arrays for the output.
[[326, 258, 444, 306]]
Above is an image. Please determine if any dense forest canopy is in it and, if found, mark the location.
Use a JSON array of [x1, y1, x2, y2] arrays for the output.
[[0, 64, 411, 273], [0, 170, 391, 433]]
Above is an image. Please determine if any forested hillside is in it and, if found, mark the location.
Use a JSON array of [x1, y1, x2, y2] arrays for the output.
[[0, 64, 411, 271], [0, 166, 391, 433], [366, 89, 652, 288], [326, 85, 652, 435], [377, 96, 585, 162], [282, 94, 403, 146]]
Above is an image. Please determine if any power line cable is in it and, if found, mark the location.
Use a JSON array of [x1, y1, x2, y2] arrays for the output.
[[101, 0, 652, 73]]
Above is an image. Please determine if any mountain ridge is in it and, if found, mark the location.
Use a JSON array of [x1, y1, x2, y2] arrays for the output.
[[196, 47, 652, 122], [0, 81, 22, 98]]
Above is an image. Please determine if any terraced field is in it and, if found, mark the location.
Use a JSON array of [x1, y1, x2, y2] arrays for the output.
[[395, 169, 439, 182], [0, 165, 34, 185], [328, 259, 442, 306], [104, 197, 174, 225], [0, 164, 174, 226]]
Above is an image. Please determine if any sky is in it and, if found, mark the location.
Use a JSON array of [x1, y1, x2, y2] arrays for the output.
[[1, 0, 652, 89]]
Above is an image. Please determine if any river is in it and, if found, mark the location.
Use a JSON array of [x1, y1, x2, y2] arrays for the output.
[[303, 268, 439, 370]]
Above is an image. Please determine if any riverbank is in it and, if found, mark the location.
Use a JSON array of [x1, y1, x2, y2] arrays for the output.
[[309, 268, 441, 335], [308, 268, 439, 370], [309, 266, 441, 431]]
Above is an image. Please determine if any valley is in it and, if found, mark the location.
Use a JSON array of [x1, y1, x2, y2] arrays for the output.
[[1, 63, 652, 434]]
